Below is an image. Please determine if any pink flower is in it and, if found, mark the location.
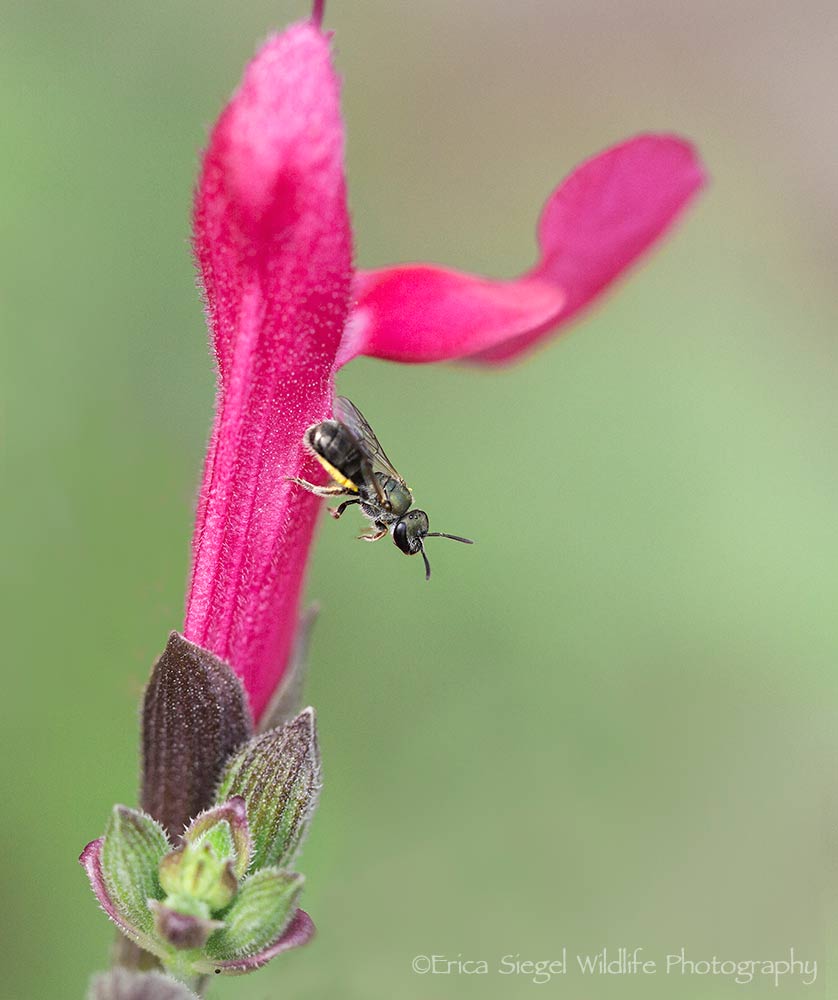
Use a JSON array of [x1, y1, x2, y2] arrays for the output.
[[184, 11, 705, 722]]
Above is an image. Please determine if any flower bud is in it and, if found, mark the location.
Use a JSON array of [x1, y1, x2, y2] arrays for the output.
[[87, 968, 200, 1000], [148, 902, 223, 951], [141, 633, 252, 839], [215, 708, 321, 870]]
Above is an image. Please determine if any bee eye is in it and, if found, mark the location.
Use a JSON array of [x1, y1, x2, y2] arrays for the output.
[[393, 519, 410, 554]]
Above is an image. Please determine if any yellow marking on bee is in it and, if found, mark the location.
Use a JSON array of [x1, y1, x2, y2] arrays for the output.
[[313, 454, 359, 492]]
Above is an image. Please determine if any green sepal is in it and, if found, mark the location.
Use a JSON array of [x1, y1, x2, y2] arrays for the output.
[[194, 819, 235, 861], [182, 797, 251, 879], [203, 869, 304, 964], [215, 708, 320, 871], [100, 806, 169, 936]]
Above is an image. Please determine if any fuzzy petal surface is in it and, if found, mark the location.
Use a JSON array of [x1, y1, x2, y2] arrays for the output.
[[186, 22, 352, 720], [343, 134, 704, 366], [337, 268, 565, 365]]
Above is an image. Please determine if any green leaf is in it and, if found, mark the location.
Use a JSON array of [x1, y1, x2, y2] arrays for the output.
[[100, 806, 170, 936], [204, 869, 304, 962], [216, 709, 320, 871]]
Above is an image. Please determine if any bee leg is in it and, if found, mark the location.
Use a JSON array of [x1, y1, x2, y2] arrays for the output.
[[285, 476, 354, 498], [357, 524, 388, 542], [328, 498, 361, 520]]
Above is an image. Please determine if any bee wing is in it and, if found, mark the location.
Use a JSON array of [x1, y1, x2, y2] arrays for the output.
[[333, 396, 407, 486]]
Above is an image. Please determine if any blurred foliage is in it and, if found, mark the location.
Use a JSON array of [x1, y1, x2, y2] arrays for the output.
[[2, 1, 836, 997]]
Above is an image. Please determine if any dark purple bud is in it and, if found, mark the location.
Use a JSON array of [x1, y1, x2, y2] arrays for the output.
[[87, 969, 199, 1000], [148, 901, 223, 951], [141, 632, 252, 839]]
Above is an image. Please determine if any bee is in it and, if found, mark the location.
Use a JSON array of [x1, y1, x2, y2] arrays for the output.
[[287, 397, 473, 580]]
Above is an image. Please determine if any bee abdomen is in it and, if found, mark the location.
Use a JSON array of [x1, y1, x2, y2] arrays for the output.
[[306, 420, 367, 488]]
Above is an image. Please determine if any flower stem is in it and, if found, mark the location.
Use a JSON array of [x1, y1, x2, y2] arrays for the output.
[[311, 0, 325, 29], [112, 934, 160, 972]]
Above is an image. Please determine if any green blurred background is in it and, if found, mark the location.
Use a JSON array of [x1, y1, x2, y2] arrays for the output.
[[3, 1, 836, 997]]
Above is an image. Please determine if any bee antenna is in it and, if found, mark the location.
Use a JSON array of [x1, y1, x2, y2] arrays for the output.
[[419, 543, 432, 581], [425, 532, 474, 544]]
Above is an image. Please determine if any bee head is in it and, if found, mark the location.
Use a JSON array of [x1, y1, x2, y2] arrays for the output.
[[392, 510, 430, 555], [392, 510, 473, 580]]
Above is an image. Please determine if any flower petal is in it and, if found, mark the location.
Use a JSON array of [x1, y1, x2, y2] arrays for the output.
[[186, 22, 352, 720], [477, 133, 706, 362], [336, 267, 565, 365], [342, 134, 704, 366]]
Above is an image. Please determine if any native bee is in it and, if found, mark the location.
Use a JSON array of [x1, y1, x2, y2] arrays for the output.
[[288, 397, 473, 579]]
